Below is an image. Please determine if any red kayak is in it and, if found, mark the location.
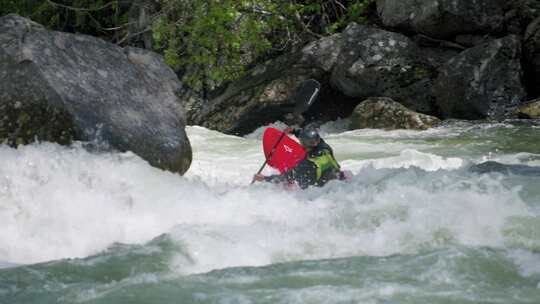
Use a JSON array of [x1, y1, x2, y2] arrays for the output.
[[262, 127, 306, 174]]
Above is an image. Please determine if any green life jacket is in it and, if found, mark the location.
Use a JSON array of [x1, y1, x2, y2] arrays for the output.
[[306, 150, 340, 181]]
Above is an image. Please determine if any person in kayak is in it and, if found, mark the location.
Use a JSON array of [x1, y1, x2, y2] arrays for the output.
[[253, 126, 344, 189]]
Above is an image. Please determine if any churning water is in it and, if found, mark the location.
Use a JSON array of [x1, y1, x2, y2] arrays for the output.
[[1, 120, 540, 303]]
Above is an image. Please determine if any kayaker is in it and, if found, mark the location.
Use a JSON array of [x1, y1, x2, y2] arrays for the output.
[[253, 126, 344, 189]]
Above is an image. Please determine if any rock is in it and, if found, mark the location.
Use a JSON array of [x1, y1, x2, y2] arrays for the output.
[[454, 35, 493, 48], [515, 99, 540, 119], [433, 35, 526, 120], [349, 97, 441, 130], [523, 13, 540, 97], [189, 51, 325, 135], [188, 22, 447, 135], [470, 161, 540, 176], [301, 33, 343, 72], [331, 23, 436, 113], [0, 15, 191, 174], [505, 0, 540, 35], [376, 0, 505, 39]]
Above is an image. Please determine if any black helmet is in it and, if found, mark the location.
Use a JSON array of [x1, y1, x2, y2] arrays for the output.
[[298, 127, 320, 148]]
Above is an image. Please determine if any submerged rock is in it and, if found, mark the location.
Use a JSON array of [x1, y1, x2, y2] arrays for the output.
[[470, 161, 540, 176], [0, 14, 191, 174], [349, 97, 441, 130]]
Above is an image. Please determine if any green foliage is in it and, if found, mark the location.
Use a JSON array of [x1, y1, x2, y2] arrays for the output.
[[152, 0, 282, 91], [153, 0, 374, 92], [1, 0, 375, 92], [0, 0, 129, 42]]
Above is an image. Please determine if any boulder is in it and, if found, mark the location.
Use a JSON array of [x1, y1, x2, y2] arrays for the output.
[[433, 35, 526, 120], [0, 15, 191, 174], [331, 23, 437, 113], [188, 51, 325, 134], [349, 97, 441, 130], [504, 0, 540, 35], [515, 99, 540, 119], [470, 161, 540, 176], [188, 22, 446, 134], [301, 33, 343, 72], [376, 0, 505, 39], [523, 14, 540, 97]]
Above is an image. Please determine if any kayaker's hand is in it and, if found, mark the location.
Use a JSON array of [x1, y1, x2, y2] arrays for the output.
[[253, 174, 266, 182], [283, 127, 294, 134]]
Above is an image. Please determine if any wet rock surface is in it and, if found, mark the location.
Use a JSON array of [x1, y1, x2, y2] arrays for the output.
[[349, 97, 441, 130], [0, 15, 192, 174]]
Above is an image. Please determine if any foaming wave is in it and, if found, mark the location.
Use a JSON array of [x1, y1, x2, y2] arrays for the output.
[[0, 142, 220, 264], [341, 149, 464, 173], [167, 167, 531, 274], [1, 123, 536, 276]]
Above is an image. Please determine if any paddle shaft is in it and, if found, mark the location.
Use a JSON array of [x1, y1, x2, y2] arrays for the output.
[[250, 131, 287, 184]]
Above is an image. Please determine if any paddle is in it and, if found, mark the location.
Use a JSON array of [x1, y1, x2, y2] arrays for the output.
[[251, 79, 321, 184]]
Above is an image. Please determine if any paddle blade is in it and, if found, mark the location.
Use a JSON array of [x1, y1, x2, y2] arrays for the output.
[[263, 127, 306, 173], [292, 79, 321, 115]]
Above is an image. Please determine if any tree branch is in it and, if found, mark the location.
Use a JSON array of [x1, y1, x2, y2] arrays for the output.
[[46, 0, 116, 12]]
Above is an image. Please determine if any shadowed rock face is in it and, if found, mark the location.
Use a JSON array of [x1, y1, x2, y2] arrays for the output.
[[523, 14, 540, 97], [377, 0, 505, 39], [186, 49, 327, 135], [0, 15, 191, 174], [433, 36, 526, 120]]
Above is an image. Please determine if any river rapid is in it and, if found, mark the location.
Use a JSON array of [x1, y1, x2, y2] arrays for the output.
[[1, 120, 540, 304]]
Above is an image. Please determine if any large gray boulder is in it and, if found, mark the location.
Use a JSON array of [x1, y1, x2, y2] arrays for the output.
[[376, 0, 505, 39], [0, 15, 191, 174], [349, 97, 441, 130], [331, 23, 436, 113], [433, 35, 526, 120]]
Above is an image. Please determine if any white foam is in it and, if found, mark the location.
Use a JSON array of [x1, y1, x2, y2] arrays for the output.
[[507, 250, 540, 277], [0, 124, 535, 275]]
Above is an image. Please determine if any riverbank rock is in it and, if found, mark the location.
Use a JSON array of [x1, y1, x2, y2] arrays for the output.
[[188, 51, 324, 135], [331, 23, 436, 114], [0, 14, 191, 174], [349, 97, 441, 130], [523, 14, 540, 97], [433, 35, 525, 120], [188, 22, 443, 135], [376, 0, 505, 39], [515, 99, 540, 119]]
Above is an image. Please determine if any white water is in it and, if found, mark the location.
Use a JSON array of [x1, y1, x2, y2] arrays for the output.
[[0, 123, 536, 275]]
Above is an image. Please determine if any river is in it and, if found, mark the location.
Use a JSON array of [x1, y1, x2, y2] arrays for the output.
[[1, 120, 539, 303]]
